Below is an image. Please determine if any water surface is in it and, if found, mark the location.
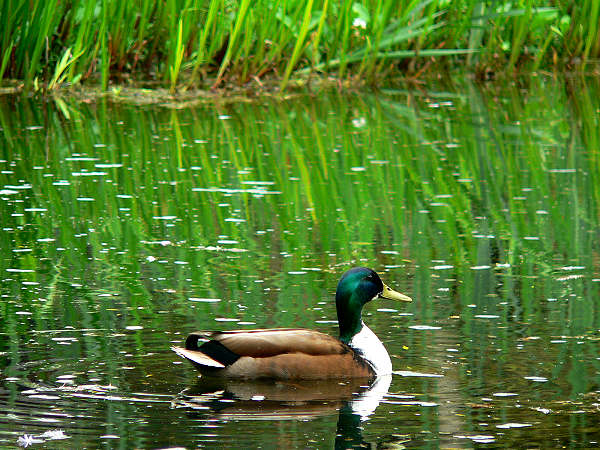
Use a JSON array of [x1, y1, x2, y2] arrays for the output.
[[1, 77, 599, 447]]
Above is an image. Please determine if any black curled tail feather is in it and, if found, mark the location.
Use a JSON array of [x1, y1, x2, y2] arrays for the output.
[[185, 332, 206, 350], [185, 333, 240, 367]]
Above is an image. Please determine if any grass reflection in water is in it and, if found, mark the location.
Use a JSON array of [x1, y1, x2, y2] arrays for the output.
[[0, 76, 599, 448]]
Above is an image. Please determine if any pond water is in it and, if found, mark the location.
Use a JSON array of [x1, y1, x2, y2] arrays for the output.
[[1, 77, 599, 448]]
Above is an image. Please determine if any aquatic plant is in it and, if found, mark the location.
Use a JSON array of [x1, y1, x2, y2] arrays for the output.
[[0, 0, 598, 91]]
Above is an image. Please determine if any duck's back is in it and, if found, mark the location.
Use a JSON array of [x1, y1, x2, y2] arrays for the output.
[[172, 328, 376, 379]]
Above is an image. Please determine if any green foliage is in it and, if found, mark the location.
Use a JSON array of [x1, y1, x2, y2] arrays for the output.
[[0, 1, 598, 91]]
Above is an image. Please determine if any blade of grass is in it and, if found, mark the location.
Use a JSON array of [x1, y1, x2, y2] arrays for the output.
[[100, 30, 110, 91], [169, 19, 185, 93], [280, 0, 313, 91], [582, 0, 600, 63], [0, 42, 12, 83], [24, 0, 60, 89], [191, 0, 223, 83], [467, 2, 485, 66], [309, 0, 329, 69], [212, 0, 251, 88], [507, 1, 532, 72]]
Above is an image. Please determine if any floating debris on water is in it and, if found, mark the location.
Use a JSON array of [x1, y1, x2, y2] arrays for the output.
[[556, 274, 584, 281], [524, 376, 548, 382], [454, 434, 496, 444], [193, 187, 281, 195], [17, 429, 69, 447], [496, 423, 532, 429], [394, 370, 444, 378], [241, 181, 275, 185]]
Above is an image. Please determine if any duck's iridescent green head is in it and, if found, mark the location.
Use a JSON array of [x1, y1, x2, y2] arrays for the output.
[[336, 267, 411, 343]]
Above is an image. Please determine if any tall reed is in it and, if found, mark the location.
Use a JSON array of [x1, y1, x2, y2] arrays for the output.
[[0, 1, 597, 91]]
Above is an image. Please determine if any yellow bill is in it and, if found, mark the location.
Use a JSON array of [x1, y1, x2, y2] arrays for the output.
[[380, 283, 412, 302]]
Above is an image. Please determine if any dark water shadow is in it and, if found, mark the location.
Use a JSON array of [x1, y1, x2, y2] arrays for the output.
[[171, 375, 392, 448]]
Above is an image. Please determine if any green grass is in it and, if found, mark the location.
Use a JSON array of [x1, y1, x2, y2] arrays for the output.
[[0, 1, 598, 91]]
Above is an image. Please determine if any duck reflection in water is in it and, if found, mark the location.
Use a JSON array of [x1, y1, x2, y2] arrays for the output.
[[171, 375, 392, 448]]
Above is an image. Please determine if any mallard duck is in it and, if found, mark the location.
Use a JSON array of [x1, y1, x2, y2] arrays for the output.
[[171, 267, 411, 379]]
